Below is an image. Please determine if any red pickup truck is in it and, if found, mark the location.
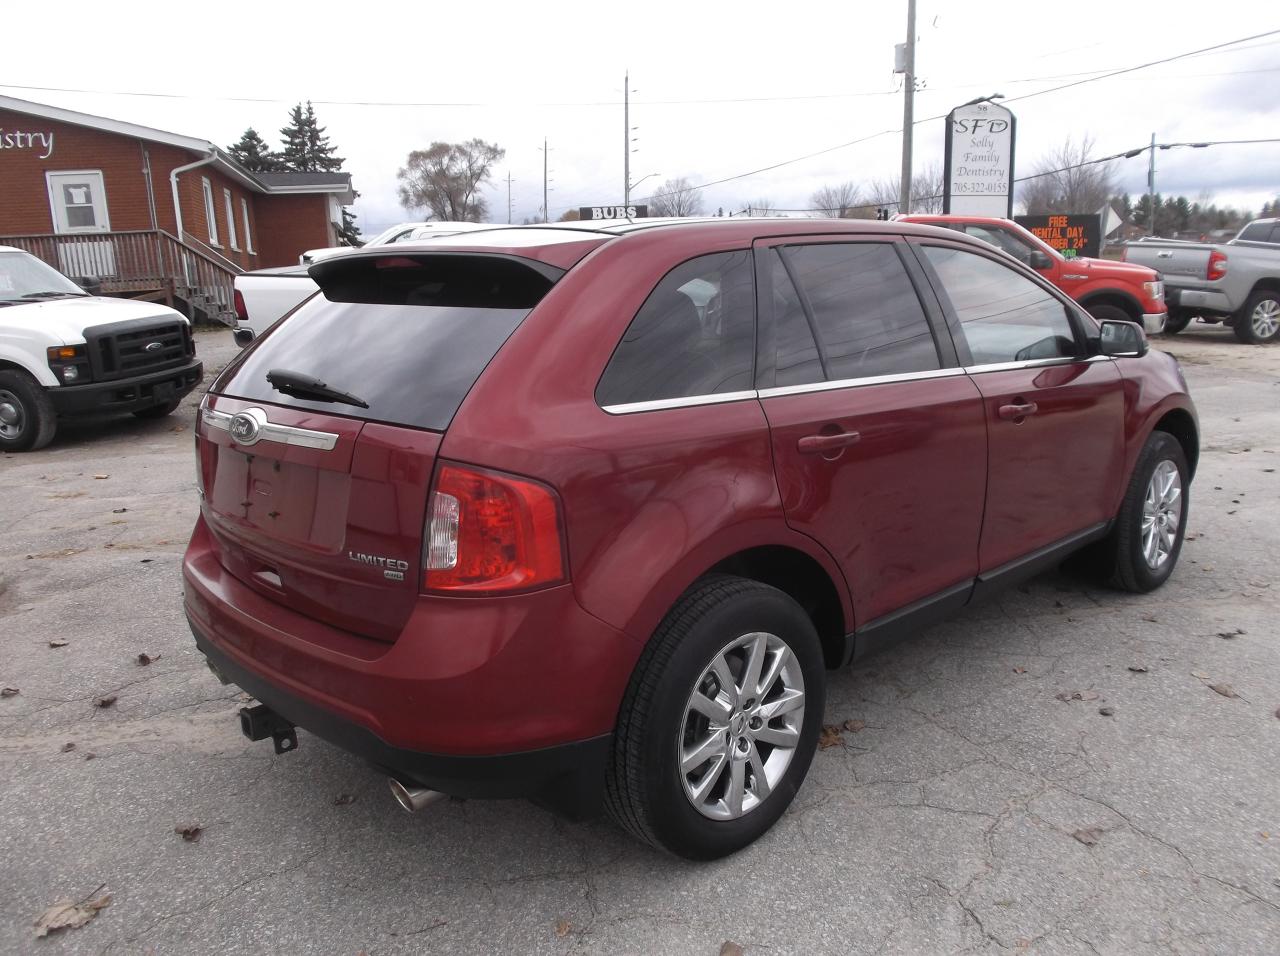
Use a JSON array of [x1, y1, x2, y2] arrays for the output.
[[900, 215, 1167, 334]]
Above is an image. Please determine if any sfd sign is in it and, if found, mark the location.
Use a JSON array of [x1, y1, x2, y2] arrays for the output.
[[580, 205, 648, 220]]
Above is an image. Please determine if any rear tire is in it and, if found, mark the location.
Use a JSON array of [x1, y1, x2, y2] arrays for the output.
[[0, 370, 57, 452], [1106, 431, 1189, 593], [1233, 290, 1280, 344], [133, 397, 183, 419], [605, 575, 824, 860], [1163, 310, 1192, 335]]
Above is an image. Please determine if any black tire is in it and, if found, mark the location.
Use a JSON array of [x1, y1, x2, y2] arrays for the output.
[[1089, 303, 1139, 327], [0, 369, 57, 452], [132, 397, 183, 419], [1233, 289, 1280, 344], [605, 575, 825, 860], [1163, 309, 1193, 335], [1106, 431, 1190, 593]]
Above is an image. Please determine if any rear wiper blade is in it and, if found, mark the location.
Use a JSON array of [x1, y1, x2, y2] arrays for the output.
[[266, 368, 369, 408]]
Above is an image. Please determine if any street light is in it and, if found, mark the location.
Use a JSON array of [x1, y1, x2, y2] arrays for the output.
[[628, 172, 661, 197]]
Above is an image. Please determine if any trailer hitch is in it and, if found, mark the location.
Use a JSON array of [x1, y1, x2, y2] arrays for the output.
[[239, 703, 298, 755]]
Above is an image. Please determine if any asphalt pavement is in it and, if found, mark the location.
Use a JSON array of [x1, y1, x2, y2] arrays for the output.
[[1, 323, 1277, 955]]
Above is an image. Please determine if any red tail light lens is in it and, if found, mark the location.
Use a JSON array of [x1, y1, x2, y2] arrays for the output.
[[233, 288, 248, 322], [424, 463, 566, 594], [1207, 250, 1228, 281]]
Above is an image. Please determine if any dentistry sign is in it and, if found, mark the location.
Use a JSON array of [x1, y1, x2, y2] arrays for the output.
[[0, 128, 55, 159], [943, 101, 1015, 217]]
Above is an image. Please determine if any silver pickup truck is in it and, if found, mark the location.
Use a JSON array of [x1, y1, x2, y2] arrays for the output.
[[1122, 218, 1280, 343]]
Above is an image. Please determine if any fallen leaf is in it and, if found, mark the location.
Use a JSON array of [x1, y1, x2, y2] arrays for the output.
[[1012, 666, 1027, 674], [842, 719, 866, 733], [1054, 690, 1099, 703], [818, 725, 844, 749], [1142, 614, 1159, 623], [720, 944, 746, 956], [61, 742, 76, 753], [135, 653, 158, 666], [1127, 665, 1148, 673], [93, 695, 117, 709], [49, 639, 69, 648], [112, 507, 128, 514], [1072, 826, 1104, 847], [1191, 671, 1210, 680], [334, 793, 356, 806], [1, 687, 19, 698], [1053, 600, 1065, 609], [174, 824, 203, 843], [1209, 683, 1237, 699], [33, 887, 111, 938], [92, 474, 109, 480], [554, 918, 571, 938], [84, 753, 96, 761], [1098, 706, 1115, 717], [1275, 707, 1280, 720], [1217, 629, 1245, 639]]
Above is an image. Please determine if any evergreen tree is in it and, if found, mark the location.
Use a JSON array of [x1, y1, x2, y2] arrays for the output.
[[227, 127, 282, 172], [338, 197, 361, 246], [279, 101, 344, 173]]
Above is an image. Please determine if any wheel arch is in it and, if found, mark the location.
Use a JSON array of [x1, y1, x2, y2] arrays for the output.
[[1246, 277, 1280, 300], [1079, 289, 1143, 322], [1151, 406, 1200, 479]]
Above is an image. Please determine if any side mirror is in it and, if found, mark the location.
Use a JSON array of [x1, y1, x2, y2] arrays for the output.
[[76, 276, 103, 295], [1028, 250, 1053, 270], [233, 327, 256, 348], [1097, 319, 1148, 357]]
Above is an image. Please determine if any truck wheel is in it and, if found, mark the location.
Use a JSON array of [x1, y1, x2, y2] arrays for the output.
[[0, 370, 57, 452], [1163, 310, 1192, 335], [1106, 431, 1189, 593], [1234, 290, 1280, 344], [605, 575, 824, 860], [133, 397, 183, 419], [1089, 303, 1139, 328]]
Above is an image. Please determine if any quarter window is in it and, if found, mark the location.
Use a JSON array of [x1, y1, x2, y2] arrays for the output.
[[922, 245, 1079, 365], [596, 251, 755, 407], [770, 242, 940, 386]]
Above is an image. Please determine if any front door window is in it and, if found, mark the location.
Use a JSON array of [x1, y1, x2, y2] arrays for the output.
[[46, 171, 110, 234]]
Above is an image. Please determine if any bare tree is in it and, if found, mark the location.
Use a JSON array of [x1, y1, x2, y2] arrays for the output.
[[397, 139, 505, 222], [1019, 137, 1116, 215], [867, 164, 945, 215], [809, 181, 864, 218], [746, 198, 777, 216], [649, 177, 705, 217]]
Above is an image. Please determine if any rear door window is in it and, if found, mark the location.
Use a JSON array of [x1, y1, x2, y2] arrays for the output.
[[770, 242, 941, 386], [920, 245, 1080, 364], [217, 253, 561, 431], [596, 250, 756, 407]]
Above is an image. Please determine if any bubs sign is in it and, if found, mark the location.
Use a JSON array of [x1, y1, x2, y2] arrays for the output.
[[579, 205, 648, 220], [944, 101, 1015, 217], [1014, 214, 1102, 259]]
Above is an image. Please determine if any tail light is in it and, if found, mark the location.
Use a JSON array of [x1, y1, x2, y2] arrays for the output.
[[1207, 250, 1228, 281], [233, 288, 248, 323], [423, 462, 566, 595]]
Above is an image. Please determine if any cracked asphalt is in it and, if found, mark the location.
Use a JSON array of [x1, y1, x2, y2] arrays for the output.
[[1, 325, 1278, 955]]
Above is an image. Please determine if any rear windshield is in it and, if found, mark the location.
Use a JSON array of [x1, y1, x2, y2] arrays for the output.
[[217, 254, 560, 431]]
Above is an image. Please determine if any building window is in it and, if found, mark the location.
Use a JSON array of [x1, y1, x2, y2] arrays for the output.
[[240, 198, 255, 254], [223, 188, 239, 251], [201, 177, 219, 246]]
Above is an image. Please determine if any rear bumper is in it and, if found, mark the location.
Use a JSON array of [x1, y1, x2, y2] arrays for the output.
[[182, 516, 638, 816], [1142, 312, 1167, 335], [1166, 285, 1233, 316], [48, 359, 203, 416]]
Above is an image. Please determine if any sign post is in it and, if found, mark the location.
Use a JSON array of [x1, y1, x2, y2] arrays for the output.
[[943, 101, 1016, 217]]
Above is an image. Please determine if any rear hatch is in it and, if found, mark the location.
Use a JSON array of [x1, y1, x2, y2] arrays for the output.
[[198, 251, 566, 642]]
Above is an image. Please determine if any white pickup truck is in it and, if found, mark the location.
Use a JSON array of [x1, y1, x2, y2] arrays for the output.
[[234, 222, 497, 341], [0, 246, 202, 451], [1123, 218, 1280, 343]]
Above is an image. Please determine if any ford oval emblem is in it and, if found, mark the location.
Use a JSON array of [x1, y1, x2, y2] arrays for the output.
[[144, 341, 163, 352], [229, 412, 262, 445]]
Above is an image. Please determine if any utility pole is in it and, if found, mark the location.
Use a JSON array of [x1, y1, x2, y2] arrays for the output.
[[543, 137, 549, 223], [1147, 131, 1156, 236], [506, 170, 512, 225], [624, 70, 631, 207], [898, 0, 917, 215]]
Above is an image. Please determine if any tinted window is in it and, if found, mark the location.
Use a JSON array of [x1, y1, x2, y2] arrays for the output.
[[922, 245, 1079, 365], [771, 251, 823, 386], [219, 254, 559, 431], [596, 251, 755, 406], [1238, 221, 1279, 244], [964, 224, 1034, 264], [772, 242, 940, 385]]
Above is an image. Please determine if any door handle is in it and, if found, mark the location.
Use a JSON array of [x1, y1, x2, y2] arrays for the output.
[[997, 401, 1038, 421], [1157, 251, 1173, 258], [797, 430, 861, 454]]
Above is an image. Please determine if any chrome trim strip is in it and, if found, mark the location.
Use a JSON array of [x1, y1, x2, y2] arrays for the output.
[[202, 406, 339, 450], [601, 390, 758, 416], [962, 354, 1111, 375], [757, 367, 963, 399]]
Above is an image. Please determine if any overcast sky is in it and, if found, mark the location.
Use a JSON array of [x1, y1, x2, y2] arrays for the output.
[[3, 1, 1277, 234]]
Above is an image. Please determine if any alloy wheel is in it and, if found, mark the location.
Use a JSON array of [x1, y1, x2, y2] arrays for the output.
[[1141, 459, 1182, 569], [678, 631, 805, 821], [1251, 297, 1279, 339], [0, 389, 25, 440]]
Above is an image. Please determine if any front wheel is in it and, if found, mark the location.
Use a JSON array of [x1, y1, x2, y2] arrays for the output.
[[1089, 303, 1139, 327], [605, 576, 825, 859], [1233, 290, 1280, 344], [1106, 431, 1189, 592], [0, 370, 57, 452]]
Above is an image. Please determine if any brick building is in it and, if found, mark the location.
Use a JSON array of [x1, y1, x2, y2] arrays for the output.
[[0, 95, 354, 321]]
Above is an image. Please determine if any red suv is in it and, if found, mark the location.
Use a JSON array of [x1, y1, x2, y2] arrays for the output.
[[184, 219, 1198, 859]]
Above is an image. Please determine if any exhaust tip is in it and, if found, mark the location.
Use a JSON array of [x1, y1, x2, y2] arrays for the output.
[[388, 777, 447, 813]]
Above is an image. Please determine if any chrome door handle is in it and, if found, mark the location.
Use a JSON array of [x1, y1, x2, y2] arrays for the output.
[[997, 401, 1038, 421], [1157, 251, 1173, 258], [797, 431, 861, 454]]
